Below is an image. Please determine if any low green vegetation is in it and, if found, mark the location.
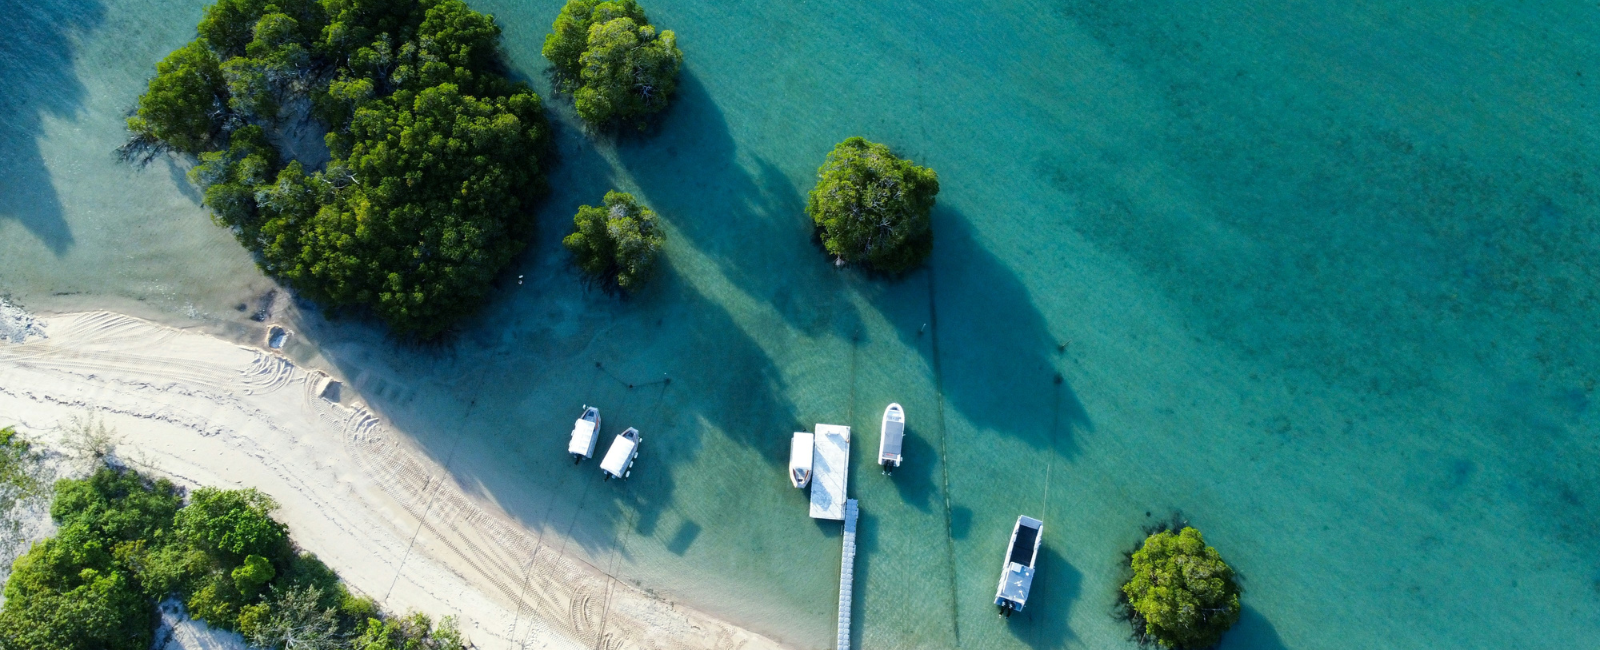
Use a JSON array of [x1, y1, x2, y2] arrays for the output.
[[543, 0, 683, 128], [130, 0, 551, 338], [0, 464, 463, 650], [807, 137, 940, 274], [1122, 526, 1242, 649], [562, 190, 664, 292], [0, 427, 49, 574]]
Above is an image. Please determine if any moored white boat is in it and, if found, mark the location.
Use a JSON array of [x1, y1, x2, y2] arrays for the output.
[[790, 432, 814, 488], [878, 403, 904, 473], [600, 427, 641, 480], [994, 515, 1042, 617], [568, 406, 601, 463]]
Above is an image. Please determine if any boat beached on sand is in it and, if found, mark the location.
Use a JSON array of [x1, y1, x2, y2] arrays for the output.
[[790, 432, 815, 488], [995, 515, 1043, 617], [569, 406, 601, 463], [600, 427, 641, 480], [879, 403, 904, 474]]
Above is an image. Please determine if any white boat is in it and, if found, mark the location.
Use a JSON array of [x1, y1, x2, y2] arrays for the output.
[[994, 515, 1043, 617], [789, 432, 814, 488], [878, 403, 904, 473], [600, 427, 641, 480], [568, 406, 601, 463]]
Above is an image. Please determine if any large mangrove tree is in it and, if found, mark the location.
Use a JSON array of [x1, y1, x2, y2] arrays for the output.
[[130, 0, 551, 337]]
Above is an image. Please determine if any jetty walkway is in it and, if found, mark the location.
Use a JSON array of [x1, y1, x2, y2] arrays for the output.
[[837, 499, 859, 650]]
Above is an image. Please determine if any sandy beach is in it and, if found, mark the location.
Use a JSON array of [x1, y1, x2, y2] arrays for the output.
[[0, 309, 783, 650]]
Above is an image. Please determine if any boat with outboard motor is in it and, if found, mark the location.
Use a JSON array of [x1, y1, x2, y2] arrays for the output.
[[600, 427, 641, 480], [568, 406, 601, 463], [878, 403, 904, 473], [994, 515, 1042, 617]]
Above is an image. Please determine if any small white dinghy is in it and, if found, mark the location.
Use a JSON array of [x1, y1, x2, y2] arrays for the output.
[[879, 403, 905, 474], [600, 427, 641, 481], [568, 406, 601, 464], [994, 515, 1043, 617], [789, 432, 815, 488]]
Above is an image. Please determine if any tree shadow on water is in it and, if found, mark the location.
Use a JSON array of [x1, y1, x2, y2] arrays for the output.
[[1006, 545, 1080, 649], [909, 209, 1091, 455], [616, 70, 1088, 456], [1218, 605, 1287, 650], [614, 70, 863, 341], [0, 0, 103, 254]]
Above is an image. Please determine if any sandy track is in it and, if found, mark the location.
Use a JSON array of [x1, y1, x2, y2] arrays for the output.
[[0, 311, 781, 650]]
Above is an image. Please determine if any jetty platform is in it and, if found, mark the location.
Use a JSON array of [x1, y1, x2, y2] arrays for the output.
[[810, 424, 851, 520], [837, 499, 858, 650]]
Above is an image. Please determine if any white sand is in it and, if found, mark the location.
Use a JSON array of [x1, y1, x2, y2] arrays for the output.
[[0, 310, 784, 650]]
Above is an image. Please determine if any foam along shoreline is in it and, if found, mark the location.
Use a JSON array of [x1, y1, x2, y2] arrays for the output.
[[0, 310, 785, 650]]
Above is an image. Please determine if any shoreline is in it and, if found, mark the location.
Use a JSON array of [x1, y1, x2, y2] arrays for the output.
[[0, 309, 786, 650]]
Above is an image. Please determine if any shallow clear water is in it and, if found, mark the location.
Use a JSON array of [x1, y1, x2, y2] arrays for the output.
[[4, 0, 1599, 648]]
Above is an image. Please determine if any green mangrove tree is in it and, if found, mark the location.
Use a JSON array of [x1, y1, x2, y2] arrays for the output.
[[542, 0, 683, 128], [807, 137, 939, 274], [1122, 526, 1242, 649], [129, 0, 551, 338], [562, 190, 664, 292]]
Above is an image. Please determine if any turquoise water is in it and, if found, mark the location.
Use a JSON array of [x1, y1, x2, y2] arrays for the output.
[[4, 0, 1600, 648]]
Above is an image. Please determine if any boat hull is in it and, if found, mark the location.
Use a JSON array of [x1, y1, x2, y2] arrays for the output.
[[878, 403, 905, 472]]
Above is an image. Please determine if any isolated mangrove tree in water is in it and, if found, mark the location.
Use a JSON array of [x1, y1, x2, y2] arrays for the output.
[[807, 137, 940, 274], [542, 0, 683, 129], [0, 463, 466, 650], [563, 190, 664, 291], [1122, 526, 1242, 649], [129, 0, 550, 338]]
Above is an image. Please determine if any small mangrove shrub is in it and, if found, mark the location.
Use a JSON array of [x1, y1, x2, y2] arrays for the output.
[[807, 137, 939, 274], [563, 191, 665, 292], [1122, 526, 1242, 649], [543, 0, 683, 128]]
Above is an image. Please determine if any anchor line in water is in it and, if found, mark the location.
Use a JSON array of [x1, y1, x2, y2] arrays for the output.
[[927, 267, 962, 646], [594, 360, 671, 390], [848, 331, 859, 424], [383, 366, 487, 604], [591, 379, 670, 650]]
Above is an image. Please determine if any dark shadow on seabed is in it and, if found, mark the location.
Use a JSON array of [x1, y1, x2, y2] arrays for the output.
[[913, 207, 1092, 455], [617, 71, 1089, 456], [615, 71, 864, 341], [0, 0, 104, 254], [1218, 605, 1287, 650], [311, 255, 805, 564], [1005, 545, 1080, 650]]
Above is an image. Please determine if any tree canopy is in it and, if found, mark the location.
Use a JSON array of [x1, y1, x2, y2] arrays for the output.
[[1122, 526, 1242, 649], [562, 190, 665, 292], [1, 463, 467, 650], [0, 427, 49, 578], [131, 0, 550, 338], [806, 137, 939, 274], [542, 0, 683, 128]]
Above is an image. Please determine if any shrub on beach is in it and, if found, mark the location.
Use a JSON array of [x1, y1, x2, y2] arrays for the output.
[[0, 461, 465, 650], [563, 190, 665, 292], [807, 137, 940, 274], [129, 0, 551, 339], [543, 0, 683, 128], [1122, 526, 1242, 649]]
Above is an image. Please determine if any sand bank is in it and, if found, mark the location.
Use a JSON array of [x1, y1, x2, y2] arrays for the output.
[[0, 310, 783, 650]]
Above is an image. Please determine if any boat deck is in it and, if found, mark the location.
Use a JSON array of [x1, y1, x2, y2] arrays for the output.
[[1010, 523, 1039, 565], [810, 424, 851, 520]]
